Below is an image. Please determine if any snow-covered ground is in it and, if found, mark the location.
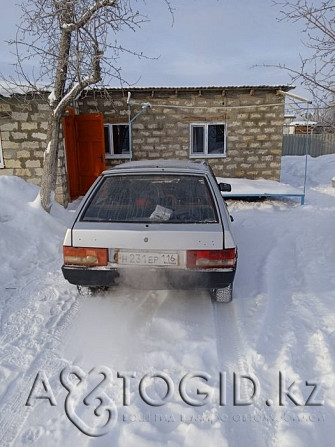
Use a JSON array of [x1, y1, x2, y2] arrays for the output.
[[0, 155, 334, 447]]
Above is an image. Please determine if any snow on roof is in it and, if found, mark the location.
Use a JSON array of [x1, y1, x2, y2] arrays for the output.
[[290, 121, 318, 126]]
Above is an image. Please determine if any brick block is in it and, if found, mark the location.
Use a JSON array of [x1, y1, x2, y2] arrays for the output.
[[14, 168, 31, 176], [242, 136, 255, 142], [17, 150, 31, 158], [12, 132, 27, 140], [261, 155, 274, 161], [32, 132, 47, 140], [147, 137, 160, 144], [21, 122, 38, 131], [24, 142, 41, 149], [5, 159, 22, 168], [4, 141, 21, 150], [26, 160, 41, 168], [133, 123, 145, 130], [39, 122, 49, 130], [12, 112, 29, 121], [33, 168, 44, 176], [0, 168, 14, 175], [255, 163, 267, 169], [1, 122, 18, 131], [225, 164, 238, 170], [0, 131, 10, 140], [269, 149, 282, 155], [226, 149, 240, 157], [34, 151, 45, 158]]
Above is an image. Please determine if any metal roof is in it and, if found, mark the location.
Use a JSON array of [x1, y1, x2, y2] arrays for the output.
[[92, 85, 295, 93], [0, 84, 295, 99]]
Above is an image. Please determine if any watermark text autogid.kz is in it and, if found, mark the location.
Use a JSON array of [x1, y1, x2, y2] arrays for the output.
[[26, 368, 324, 408], [25, 366, 324, 437]]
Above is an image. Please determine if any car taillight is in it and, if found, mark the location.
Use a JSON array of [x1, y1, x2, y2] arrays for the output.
[[63, 246, 108, 266], [187, 249, 236, 269]]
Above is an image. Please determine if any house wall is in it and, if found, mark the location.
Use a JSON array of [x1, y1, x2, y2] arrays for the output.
[[79, 87, 285, 180], [0, 87, 286, 206], [0, 94, 68, 205]]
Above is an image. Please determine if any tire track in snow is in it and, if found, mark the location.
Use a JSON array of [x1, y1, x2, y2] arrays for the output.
[[249, 214, 335, 447], [212, 300, 266, 447], [51, 288, 221, 447], [0, 276, 80, 447]]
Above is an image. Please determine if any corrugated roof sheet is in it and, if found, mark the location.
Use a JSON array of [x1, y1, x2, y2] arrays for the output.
[[0, 84, 295, 98], [93, 84, 295, 92]]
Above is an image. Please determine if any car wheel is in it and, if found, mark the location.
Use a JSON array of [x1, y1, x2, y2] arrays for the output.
[[77, 285, 100, 296], [210, 284, 233, 303]]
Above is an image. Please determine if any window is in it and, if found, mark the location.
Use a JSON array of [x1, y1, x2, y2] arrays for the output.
[[81, 175, 218, 224], [104, 124, 130, 159], [190, 123, 226, 158]]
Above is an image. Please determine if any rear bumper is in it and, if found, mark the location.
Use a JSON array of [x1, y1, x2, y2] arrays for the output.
[[62, 265, 236, 290]]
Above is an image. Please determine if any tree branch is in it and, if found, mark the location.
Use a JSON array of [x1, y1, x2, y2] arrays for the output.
[[63, 0, 117, 30], [54, 44, 102, 117]]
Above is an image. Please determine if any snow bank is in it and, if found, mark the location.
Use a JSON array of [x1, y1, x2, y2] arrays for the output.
[[0, 177, 69, 288], [281, 154, 335, 187], [0, 176, 79, 447]]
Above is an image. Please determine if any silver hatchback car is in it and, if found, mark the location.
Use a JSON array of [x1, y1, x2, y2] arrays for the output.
[[62, 160, 237, 302]]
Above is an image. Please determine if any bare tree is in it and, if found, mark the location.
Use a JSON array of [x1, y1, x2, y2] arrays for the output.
[[6, 0, 173, 212], [263, 0, 334, 128]]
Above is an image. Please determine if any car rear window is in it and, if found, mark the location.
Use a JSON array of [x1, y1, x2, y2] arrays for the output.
[[81, 174, 219, 223]]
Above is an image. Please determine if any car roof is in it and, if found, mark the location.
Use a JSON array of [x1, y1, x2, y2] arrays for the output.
[[102, 159, 211, 175]]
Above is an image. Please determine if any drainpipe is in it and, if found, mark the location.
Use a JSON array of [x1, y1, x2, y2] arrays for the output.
[[127, 92, 152, 160], [276, 90, 312, 104]]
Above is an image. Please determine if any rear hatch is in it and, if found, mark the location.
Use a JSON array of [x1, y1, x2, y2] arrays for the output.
[[71, 172, 225, 265]]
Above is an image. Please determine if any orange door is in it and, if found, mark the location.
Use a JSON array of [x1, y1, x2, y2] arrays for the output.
[[63, 113, 105, 201]]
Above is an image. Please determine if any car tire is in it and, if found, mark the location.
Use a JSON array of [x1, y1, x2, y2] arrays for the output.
[[77, 285, 100, 296], [210, 284, 233, 303]]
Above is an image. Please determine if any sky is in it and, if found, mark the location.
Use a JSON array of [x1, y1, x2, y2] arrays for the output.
[[0, 0, 311, 98]]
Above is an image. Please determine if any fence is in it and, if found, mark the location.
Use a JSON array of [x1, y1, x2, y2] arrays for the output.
[[282, 134, 335, 157]]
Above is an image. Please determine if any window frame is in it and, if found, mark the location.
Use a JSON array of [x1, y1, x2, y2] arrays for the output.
[[189, 122, 227, 158], [104, 123, 131, 160]]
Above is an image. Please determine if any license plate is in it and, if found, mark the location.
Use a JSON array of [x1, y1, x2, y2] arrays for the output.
[[117, 251, 179, 266]]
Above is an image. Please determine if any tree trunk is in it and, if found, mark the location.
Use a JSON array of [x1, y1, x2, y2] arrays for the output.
[[39, 2, 73, 212], [40, 114, 61, 212]]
